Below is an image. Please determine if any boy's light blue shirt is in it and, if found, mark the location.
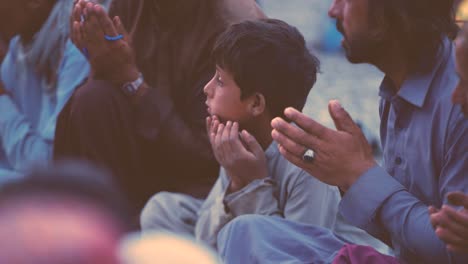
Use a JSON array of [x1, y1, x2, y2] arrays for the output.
[[0, 37, 89, 183], [340, 38, 468, 263]]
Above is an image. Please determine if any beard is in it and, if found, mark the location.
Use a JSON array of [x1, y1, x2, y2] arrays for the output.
[[337, 21, 386, 65]]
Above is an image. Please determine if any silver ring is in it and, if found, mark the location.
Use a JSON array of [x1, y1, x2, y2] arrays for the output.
[[302, 149, 315, 163]]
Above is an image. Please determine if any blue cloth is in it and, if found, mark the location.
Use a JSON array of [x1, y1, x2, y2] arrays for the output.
[[218, 39, 468, 264], [218, 215, 345, 264], [0, 37, 89, 183]]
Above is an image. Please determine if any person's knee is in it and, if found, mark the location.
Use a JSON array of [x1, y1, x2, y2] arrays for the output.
[[218, 215, 267, 244], [69, 79, 127, 123], [140, 192, 175, 230]]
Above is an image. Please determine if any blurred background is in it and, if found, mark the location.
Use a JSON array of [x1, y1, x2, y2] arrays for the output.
[[259, 0, 384, 156]]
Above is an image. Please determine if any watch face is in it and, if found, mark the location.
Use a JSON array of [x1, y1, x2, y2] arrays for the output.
[[124, 84, 135, 93]]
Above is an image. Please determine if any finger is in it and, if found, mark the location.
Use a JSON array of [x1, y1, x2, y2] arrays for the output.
[[431, 208, 468, 240], [283, 107, 332, 140], [72, 2, 83, 27], [240, 130, 264, 158], [447, 192, 468, 208], [95, 5, 118, 38], [436, 227, 468, 248], [429, 206, 440, 215], [113, 16, 131, 45], [221, 121, 234, 156], [72, 21, 84, 50], [272, 129, 308, 158], [229, 123, 248, 155], [271, 117, 323, 153], [328, 100, 361, 135], [430, 212, 441, 228], [429, 206, 441, 228], [214, 123, 225, 162], [447, 244, 468, 254], [441, 205, 468, 231], [84, 4, 106, 58], [278, 144, 320, 177]]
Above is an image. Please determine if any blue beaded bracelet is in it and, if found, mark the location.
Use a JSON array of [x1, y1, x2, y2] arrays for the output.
[[104, 34, 124, 41]]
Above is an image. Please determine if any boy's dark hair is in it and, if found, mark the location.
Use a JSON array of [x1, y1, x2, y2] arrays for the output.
[[369, 0, 458, 72], [0, 161, 132, 232], [212, 18, 320, 118]]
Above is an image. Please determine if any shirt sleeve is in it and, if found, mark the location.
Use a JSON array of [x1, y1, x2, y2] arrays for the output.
[[0, 41, 89, 172], [194, 172, 281, 248], [283, 171, 340, 228], [340, 113, 468, 263]]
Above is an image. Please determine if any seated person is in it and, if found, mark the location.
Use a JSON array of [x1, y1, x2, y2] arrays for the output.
[[140, 19, 387, 251], [0, 0, 107, 182], [55, 0, 265, 212]]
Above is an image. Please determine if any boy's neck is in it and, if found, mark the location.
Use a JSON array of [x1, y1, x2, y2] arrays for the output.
[[244, 116, 273, 151]]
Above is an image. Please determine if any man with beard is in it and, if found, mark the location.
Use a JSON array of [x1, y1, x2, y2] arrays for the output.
[[216, 0, 468, 263], [54, 0, 265, 212]]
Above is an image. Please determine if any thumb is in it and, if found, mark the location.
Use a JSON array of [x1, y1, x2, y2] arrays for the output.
[[328, 100, 360, 134], [240, 130, 264, 158]]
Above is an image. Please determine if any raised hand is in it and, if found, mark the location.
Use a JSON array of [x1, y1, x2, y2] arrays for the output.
[[206, 116, 268, 193], [271, 100, 376, 192], [71, 0, 139, 85]]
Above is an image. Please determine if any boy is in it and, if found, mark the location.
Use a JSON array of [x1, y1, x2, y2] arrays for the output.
[[141, 19, 382, 250]]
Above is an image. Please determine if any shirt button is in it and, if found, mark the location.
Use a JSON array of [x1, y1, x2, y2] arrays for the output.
[[395, 157, 403, 165]]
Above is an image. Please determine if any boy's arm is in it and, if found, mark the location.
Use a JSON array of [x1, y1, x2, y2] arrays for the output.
[[194, 169, 281, 249], [196, 121, 281, 248], [0, 41, 89, 172], [283, 170, 340, 228]]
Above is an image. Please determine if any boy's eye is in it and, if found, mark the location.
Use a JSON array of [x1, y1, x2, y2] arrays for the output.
[[216, 76, 223, 86]]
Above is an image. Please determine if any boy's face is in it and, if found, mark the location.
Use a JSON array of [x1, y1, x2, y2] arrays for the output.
[[204, 66, 254, 124], [454, 29, 468, 117]]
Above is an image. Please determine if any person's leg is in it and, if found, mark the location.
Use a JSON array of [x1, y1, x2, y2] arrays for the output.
[[217, 215, 346, 264], [140, 192, 204, 236], [54, 80, 148, 211]]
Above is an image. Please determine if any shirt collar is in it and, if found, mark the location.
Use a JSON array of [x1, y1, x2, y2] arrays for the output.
[[265, 141, 278, 161], [379, 37, 453, 108]]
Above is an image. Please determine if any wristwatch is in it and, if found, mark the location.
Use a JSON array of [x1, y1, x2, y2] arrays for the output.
[[121, 73, 144, 96]]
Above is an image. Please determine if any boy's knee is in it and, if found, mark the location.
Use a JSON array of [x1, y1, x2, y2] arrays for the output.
[[219, 215, 268, 241], [140, 192, 175, 230]]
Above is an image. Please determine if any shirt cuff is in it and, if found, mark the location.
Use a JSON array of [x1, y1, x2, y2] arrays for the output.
[[224, 178, 279, 216], [339, 165, 405, 229]]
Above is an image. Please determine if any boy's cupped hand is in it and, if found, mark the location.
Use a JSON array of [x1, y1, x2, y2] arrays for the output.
[[206, 116, 268, 193]]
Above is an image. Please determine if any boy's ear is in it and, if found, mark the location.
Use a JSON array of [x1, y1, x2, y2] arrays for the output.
[[249, 93, 266, 117]]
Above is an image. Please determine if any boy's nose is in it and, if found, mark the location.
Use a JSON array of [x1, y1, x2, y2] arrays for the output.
[[204, 81, 213, 97]]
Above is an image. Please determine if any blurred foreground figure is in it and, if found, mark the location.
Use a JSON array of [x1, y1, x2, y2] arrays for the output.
[[120, 232, 220, 264], [0, 162, 131, 264]]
